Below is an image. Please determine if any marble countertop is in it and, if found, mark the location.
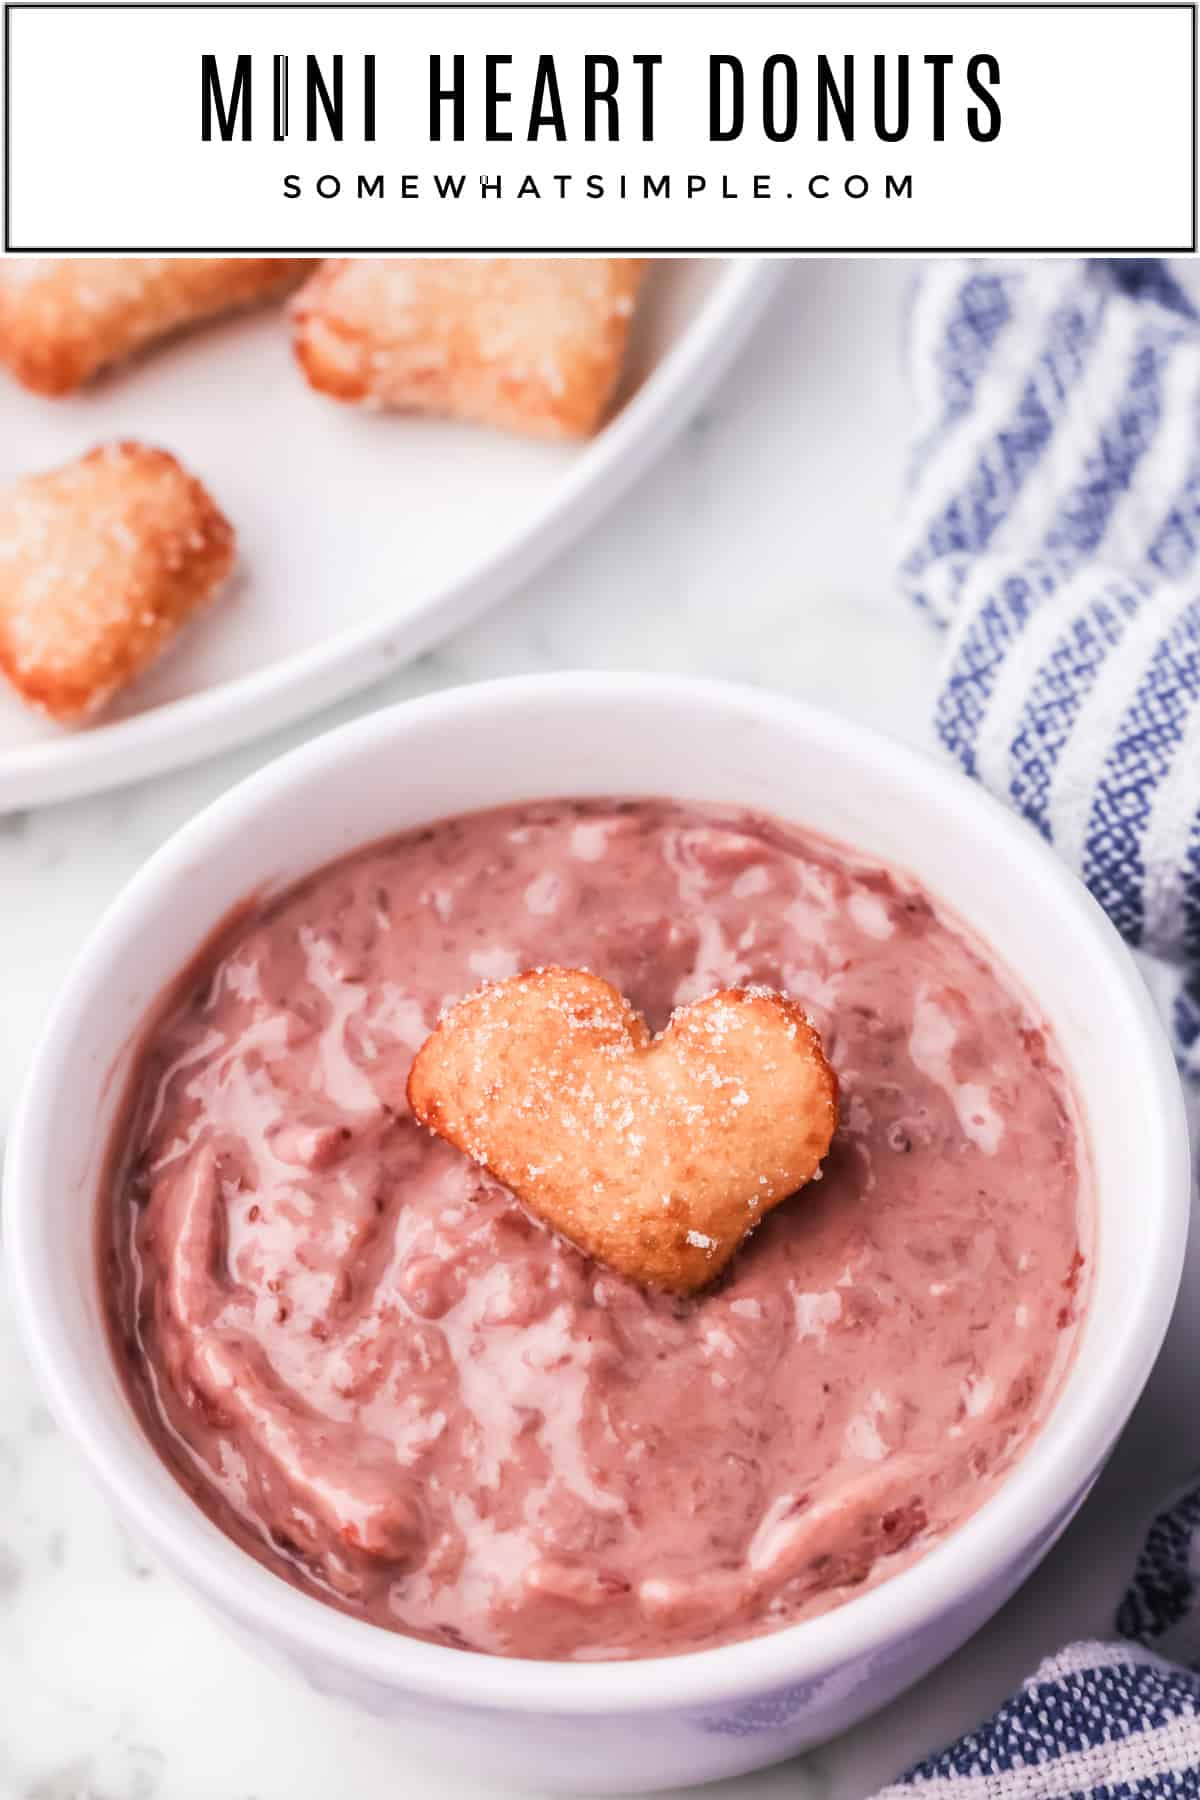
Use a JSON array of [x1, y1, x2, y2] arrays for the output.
[[1, 260, 1196, 1800]]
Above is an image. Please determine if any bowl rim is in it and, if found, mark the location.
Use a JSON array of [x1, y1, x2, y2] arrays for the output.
[[5, 671, 1191, 1714]]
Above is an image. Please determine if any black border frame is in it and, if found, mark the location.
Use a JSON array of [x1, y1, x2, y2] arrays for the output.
[[4, 1, 1197, 255]]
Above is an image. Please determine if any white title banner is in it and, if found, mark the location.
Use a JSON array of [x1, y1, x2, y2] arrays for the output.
[[3, 3, 1196, 253]]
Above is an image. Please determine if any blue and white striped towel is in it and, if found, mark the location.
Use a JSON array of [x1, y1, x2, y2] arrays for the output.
[[886, 259, 1200, 1793], [874, 1480, 1200, 1796], [902, 257, 1200, 1067]]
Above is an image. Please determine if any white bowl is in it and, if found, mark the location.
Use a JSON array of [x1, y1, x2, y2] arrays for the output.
[[5, 673, 1190, 1794]]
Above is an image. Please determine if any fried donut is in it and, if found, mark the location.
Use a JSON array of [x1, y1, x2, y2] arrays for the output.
[[0, 442, 235, 723], [407, 966, 838, 1294], [0, 257, 309, 395], [292, 257, 644, 439]]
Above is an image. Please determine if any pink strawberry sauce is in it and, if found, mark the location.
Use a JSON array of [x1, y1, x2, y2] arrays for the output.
[[103, 800, 1087, 1660]]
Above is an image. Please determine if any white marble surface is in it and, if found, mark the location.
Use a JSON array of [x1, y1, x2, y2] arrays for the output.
[[0, 259, 1196, 1800]]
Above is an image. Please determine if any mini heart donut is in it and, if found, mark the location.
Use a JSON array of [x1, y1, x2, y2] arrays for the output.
[[0, 442, 234, 723], [0, 258, 309, 396], [291, 258, 643, 439], [407, 967, 838, 1295]]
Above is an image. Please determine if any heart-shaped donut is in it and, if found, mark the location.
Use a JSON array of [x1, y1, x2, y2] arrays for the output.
[[407, 967, 838, 1295]]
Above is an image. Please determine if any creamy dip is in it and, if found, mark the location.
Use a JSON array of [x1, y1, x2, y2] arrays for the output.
[[103, 801, 1086, 1660]]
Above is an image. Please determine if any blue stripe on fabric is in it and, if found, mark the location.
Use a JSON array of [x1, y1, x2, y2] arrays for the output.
[[934, 567, 1052, 776], [1041, 312, 1199, 576], [909, 270, 1017, 473], [908, 553, 981, 632], [1081, 597, 1200, 944], [1118, 1486, 1200, 1648], [1103, 258, 1199, 319], [903, 1658, 1200, 1783], [1041, 331, 1173, 564], [903, 378, 1055, 580], [1174, 968, 1200, 1053], [1094, 1778, 1200, 1800], [1151, 412, 1200, 576], [904, 289, 1103, 599], [1148, 450, 1200, 581], [1008, 583, 1144, 840], [1179, 754, 1200, 968]]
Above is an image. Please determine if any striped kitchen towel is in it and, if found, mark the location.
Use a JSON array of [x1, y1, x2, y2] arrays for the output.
[[901, 257, 1200, 1066], [876, 1481, 1200, 1796], [893, 259, 1200, 1791]]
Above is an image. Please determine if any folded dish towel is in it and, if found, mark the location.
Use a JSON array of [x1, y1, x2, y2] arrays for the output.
[[872, 1481, 1200, 1796], [902, 257, 1200, 1067], [892, 258, 1200, 1791]]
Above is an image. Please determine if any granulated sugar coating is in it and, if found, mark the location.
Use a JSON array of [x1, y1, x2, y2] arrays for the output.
[[102, 800, 1087, 1660], [406, 969, 838, 1293]]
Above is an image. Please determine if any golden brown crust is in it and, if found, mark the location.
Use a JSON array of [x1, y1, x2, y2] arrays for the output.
[[407, 966, 838, 1295], [0, 257, 310, 395], [292, 258, 645, 439], [0, 442, 235, 723]]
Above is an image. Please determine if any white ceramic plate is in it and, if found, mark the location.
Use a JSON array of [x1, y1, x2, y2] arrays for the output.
[[0, 258, 780, 811]]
